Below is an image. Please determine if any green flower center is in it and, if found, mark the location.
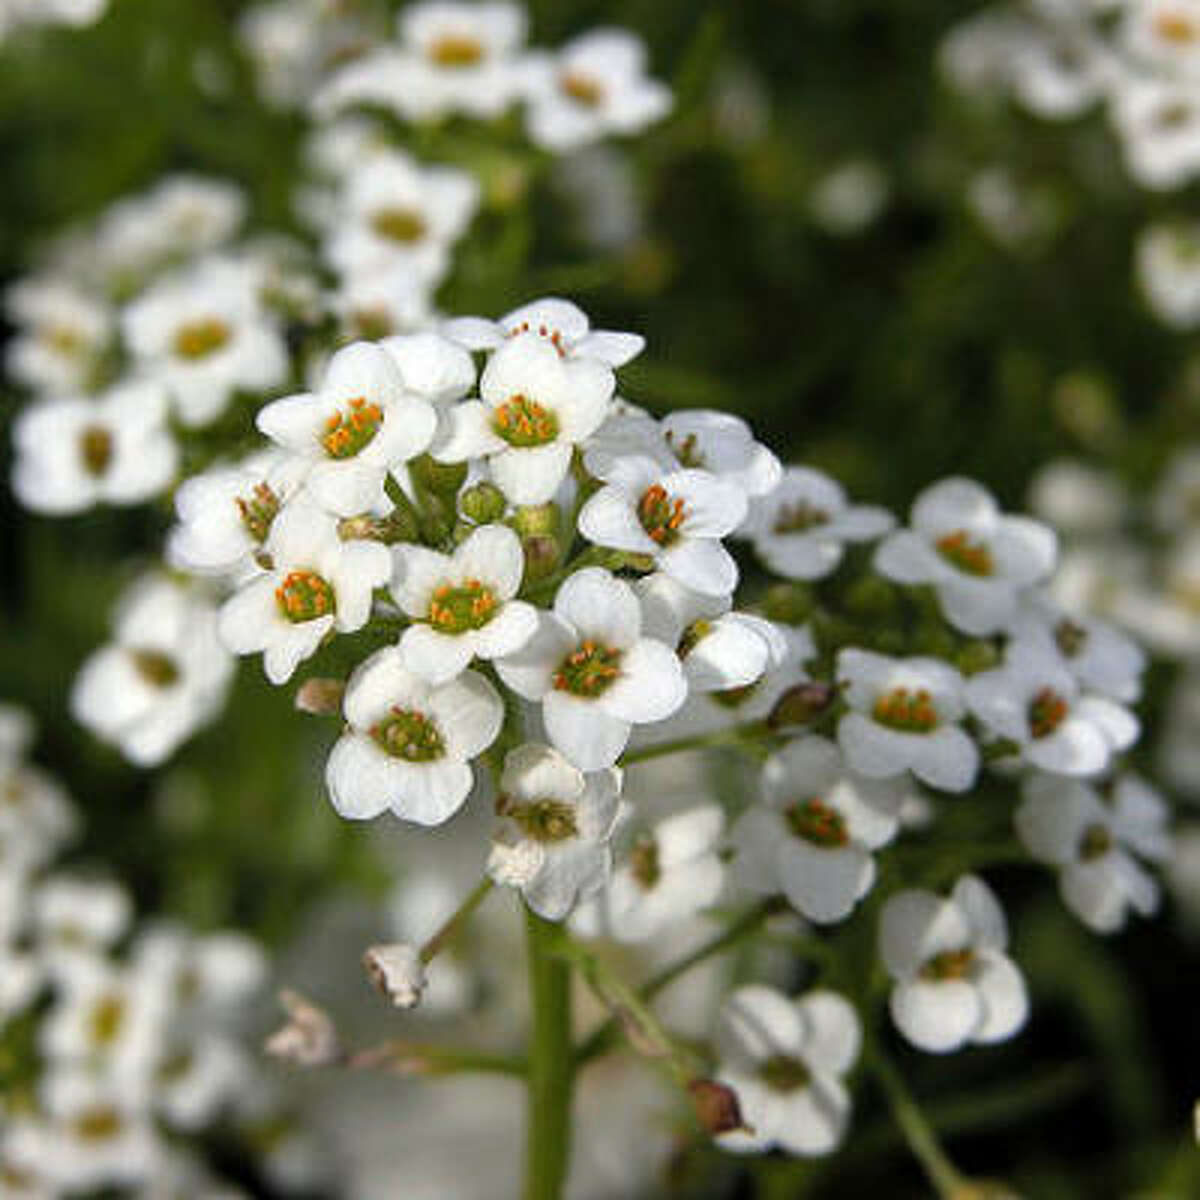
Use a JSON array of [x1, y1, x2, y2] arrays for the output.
[[494, 394, 559, 447], [677, 618, 712, 659], [630, 835, 661, 889], [73, 1106, 123, 1143], [429, 579, 498, 634], [1028, 686, 1068, 739], [352, 306, 394, 341], [276, 570, 335, 623], [501, 796, 579, 843], [172, 317, 231, 360], [560, 71, 605, 107], [371, 207, 428, 244], [553, 639, 622, 698], [79, 426, 113, 477], [935, 529, 993, 577], [236, 482, 280, 544], [130, 648, 180, 688], [920, 947, 974, 982], [638, 484, 687, 547], [1054, 618, 1088, 658], [773, 500, 829, 534], [321, 396, 383, 459], [1079, 822, 1113, 862], [872, 686, 939, 733], [371, 707, 445, 762], [429, 34, 484, 67], [664, 429, 704, 468], [786, 797, 849, 848], [760, 1054, 811, 1093], [157, 1048, 195, 1084], [44, 324, 85, 356], [88, 992, 126, 1047]]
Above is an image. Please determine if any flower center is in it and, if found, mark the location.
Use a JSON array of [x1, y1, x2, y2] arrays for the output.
[[1157, 100, 1194, 129], [872, 686, 939, 733], [129, 648, 180, 688], [1054, 618, 1088, 658], [677, 618, 712, 659], [920, 947, 975, 981], [772, 500, 829, 534], [664, 429, 705, 468], [321, 396, 383, 459], [785, 798, 849, 847], [935, 529, 994, 577], [429, 33, 484, 67], [1156, 11, 1199, 43], [553, 639, 622, 698], [157, 1047, 195, 1084], [560, 71, 605, 107], [88, 992, 126, 1047], [1028, 686, 1068, 739], [371, 707, 445, 762], [275, 570, 335, 623], [630, 834, 661, 889], [501, 796, 579, 843], [72, 1106, 124, 1143], [760, 1054, 811, 1093], [1078, 822, 1113, 861], [44, 324, 86, 356], [172, 317, 231, 360], [79, 425, 113, 477], [371, 207, 428, 244], [638, 484, 688, 546], [428, 579, 498, 633], [493, 394, 559, 447], [236, 482, 280, 543]]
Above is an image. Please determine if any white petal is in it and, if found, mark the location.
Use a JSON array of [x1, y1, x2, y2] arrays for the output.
[[491, 442, 573, 505], [602, 639, 687, 723], [970, 952, 1028, 1044], [554, 567, 641, 647], [543, 691, 630, 770], [890, 979, 981, 1053]]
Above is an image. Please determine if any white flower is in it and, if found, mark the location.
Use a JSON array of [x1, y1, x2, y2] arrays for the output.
[[1152, 445, 1200, 531], [364, 943, 428, 1009], [1016, 773, 1170, 933], [433, 331, 614, 505], [326, 151, 479, 288], [166, 447, 308, 579], [732, 737, 904, 924], [257, 340, 437, 517], [714, 985, 861, 1156], [218, 498, 392, 684], [379, 329, 477, 405], [1122, 0, 1200, 79], [444, 296, 645, 368], [326, 646, 503, 826], [579, 456, 747, 596], [1137, 221, 1200, 328], [11, 380, 177, 515], [487, 743, 621, 920], [965, 641, 1139, 777], [1111, 78, 1200, 191], [573, 803, 726, 942], [133, 926, 267, 1018], [153, 1033, 252, 1132], [1009, 28, 1110, 119], [874, 477, 1057, 635], [1027, 458, 1127, 536], [5, 277, 111, 395], [496, 568, 686, 770], [392, 523, 537, 684], [743, 467, 894, 581], [0, 760, 77, 872], [33, 876, 131, 965], [808, 159, 890, 235], [329, 262, 437, 341], [122, 256, 288, 427], [72, 576, 235, 767], [879, 875, 1029, 1054], [523, 28, 672, 153], [835, 649, 980, 793]]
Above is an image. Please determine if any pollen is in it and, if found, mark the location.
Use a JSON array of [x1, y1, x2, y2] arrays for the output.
[[508, 320, 567, 355], [235, 482, 281, 543], [786, 797, 850, 848], [1028, 686, 1069, 739], [553, 639, 622, 698], [638, 484, 687, 546], [935, 529, 994, 577], [493, 393, 559, 447], [79, 425, 113, 477], [371, 707, 445, 762], [428, 578, 498, 634], [1156, 11, 1199, 43], [872, 686, 939, 733], [172, 317, 231, 360], [429, 33, 484, 67], [371, 206, 428, 244], [321, 396, 383, 459], [276, 570, 335, 624], [920, 947, 975, 982], [559, 71, 605, 107]]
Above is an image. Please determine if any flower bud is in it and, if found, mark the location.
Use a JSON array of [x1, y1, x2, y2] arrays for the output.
[[768, 681, 836, 730], [265, 989, 341, 1067], [363, 943, 427, 1010], [762, 583, 815, 625], [687, 1078, 744, 1136], [459, 482, 508, 525], [295, 677, 345, 715], [410, 454, 468, 497]]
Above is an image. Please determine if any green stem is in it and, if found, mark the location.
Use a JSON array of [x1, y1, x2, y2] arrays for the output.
[[346, 1042, 526, 1077], [871, 1045, 968, 1198], [617, 721, 770, 767], [420, 877, 494, 965], [524, 906, 573, 1200]]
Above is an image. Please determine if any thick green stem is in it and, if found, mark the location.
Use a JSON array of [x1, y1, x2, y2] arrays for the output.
[[524, 906, 573, 1200]]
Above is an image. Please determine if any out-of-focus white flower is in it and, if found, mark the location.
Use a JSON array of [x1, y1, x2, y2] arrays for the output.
[[875, 477, 1057, 636], [1137, 222, 1200, 327], [714, 985, 861, 1155], [1017, 773, 1170, 933], [496, 567, 686, 770], [72, 576, 235, 768], [33, 876, 131, 966], [836, 649, 980, 793], [879, 875, 1028, 1054], [325, 646, 503, 826], [487, 743, 621, 920], [1121, 0, 1200, 78], [1027, 459, 1127, 536], [1152, 446, 1200, 531], [330, 265, 438, 341], [5, 277, 111, 395], [808, 159, 890, 236], [1111, 78, 1200, 191], [11, 380, 177, 515]]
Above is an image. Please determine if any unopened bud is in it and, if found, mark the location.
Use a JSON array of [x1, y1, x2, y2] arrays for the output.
[[844, 575, 897, 619], [511, 503, 560, 538], [295, 677, 345, 715], [411, 454, 469, 497], [363, 943, 427, 1010], [762, 583, 815, 625], [522, 535, 561, 582], [459, 482, 508, 525], [768, 681, 835, 730], [687, 1078, 745, 1136], [265, 989, 341, 1067]]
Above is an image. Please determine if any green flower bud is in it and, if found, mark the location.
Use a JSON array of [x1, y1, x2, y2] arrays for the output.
[[459, 482, 508, 525], [511, 503, 560, 539], [410, 454, 469, 498]]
